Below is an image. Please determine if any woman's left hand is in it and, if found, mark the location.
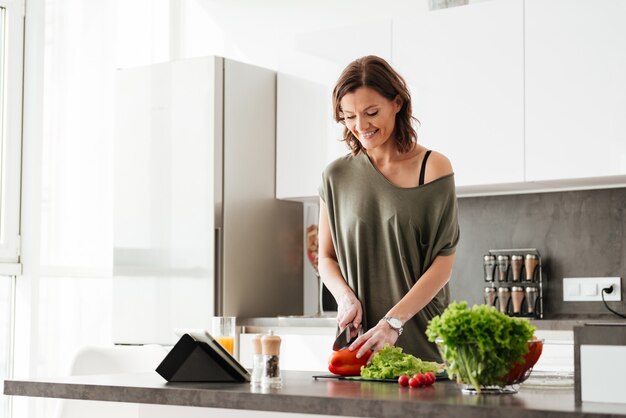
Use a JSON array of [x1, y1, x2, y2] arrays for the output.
[[348, 320, 399, 360]]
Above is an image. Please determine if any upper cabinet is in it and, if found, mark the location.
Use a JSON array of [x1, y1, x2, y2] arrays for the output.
[[525, 0, 626, 182], [276, 74, 340, 200], [393, 0, 525, 188], [276, 21, 392, 200], [276, 1, 626, 198]]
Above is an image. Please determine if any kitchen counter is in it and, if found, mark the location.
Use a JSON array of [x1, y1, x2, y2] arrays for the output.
[[239, 316, 336, 330], [238, 317, 626, 332], [4, 371, 626, 418]]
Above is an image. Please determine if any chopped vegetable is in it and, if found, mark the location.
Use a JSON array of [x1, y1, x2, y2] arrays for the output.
[[426, 301, 535, 391], [360, 344, 439, 379]]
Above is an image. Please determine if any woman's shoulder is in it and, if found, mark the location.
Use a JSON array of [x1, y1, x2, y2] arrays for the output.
[[323, 152, 360, 176], [424, 149, 454, 184]]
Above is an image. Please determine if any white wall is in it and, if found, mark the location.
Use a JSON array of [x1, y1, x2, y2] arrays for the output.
[[16, 1, 431, 417]]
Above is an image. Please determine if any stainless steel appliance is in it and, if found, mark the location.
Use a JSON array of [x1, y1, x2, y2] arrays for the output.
[[113, 56, 303, 345]]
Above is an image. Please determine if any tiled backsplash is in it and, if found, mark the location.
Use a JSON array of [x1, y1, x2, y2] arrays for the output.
[[450, 187, 626, 319]]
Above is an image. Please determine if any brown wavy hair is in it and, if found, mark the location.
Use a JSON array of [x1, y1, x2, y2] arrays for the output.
[[332, 55, 418, 155]]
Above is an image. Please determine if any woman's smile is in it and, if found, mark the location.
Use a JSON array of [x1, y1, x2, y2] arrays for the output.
[[340, 86, 401, 151], [359, 129, 379, 140]]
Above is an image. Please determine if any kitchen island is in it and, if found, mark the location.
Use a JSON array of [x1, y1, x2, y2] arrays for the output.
[[4, 370, 626, 418]]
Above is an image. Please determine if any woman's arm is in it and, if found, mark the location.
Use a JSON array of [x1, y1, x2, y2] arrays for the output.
[[350, 254, 456, 359], [318, 198, 362, 335]]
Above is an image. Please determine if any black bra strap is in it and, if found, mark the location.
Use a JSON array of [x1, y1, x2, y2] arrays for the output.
[[419, 150, 432, 186]]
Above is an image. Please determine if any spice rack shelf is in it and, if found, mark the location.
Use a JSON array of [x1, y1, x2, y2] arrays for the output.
[[483, 248, 544, 319]]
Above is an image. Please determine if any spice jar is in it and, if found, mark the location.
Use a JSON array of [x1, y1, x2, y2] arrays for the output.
[[250, 334, 263, 386], [524, 254, 539, 282], [261, 331, 282, 388], [511, 255, 523, 282], [511, 286, 525, 314]]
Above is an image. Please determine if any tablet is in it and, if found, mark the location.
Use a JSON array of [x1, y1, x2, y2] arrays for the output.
[[173, 328, 250, 380]]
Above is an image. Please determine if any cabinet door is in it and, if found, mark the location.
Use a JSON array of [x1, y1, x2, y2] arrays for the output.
[[393, 0, 525, 187], [525, 0, 626, 181], [276, 74, 333, 200]]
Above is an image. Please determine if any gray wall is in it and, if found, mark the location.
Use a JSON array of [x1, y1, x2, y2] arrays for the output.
[[450, 187, 626, 319]]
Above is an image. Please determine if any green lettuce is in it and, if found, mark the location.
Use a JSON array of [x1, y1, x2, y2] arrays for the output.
[[360, 344, 439, 379], [426, 301, 535, 390]]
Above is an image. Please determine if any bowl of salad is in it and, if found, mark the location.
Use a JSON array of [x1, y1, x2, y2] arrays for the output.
[[426, 301, 543, 394]]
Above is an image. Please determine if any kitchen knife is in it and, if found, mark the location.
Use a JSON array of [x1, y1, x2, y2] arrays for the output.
[[332, 324, 357, 351]]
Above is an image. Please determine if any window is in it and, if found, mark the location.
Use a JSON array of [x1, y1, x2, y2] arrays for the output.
[[0, 0, 23, 267], [0, 1, 24, 417]]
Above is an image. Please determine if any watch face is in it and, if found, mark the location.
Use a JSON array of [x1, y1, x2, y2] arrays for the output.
[[387, 318, 402, 329]]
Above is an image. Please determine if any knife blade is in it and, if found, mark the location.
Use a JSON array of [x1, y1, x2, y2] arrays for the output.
[[332, 324, 357, 351]]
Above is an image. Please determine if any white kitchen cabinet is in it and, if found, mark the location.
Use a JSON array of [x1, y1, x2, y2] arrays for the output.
[[276, 22, 392, 200], [392, 0, 525, 188], [240, 327, 335, 372], [276, 74, 337, 200], [525, 0, 626, 182]]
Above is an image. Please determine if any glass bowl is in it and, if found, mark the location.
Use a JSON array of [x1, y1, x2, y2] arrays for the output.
[[436, 339, 544, 394]]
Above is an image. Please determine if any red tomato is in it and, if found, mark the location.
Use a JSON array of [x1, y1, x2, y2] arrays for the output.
[[426, 372, 436, 385], [398, 375, 410, 387], [414, 373, 428, 386], [327, 344, 371, 376], [408, 377, 420, 388]]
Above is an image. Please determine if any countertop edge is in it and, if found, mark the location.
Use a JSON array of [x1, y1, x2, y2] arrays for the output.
[[4, 372, 626, 418]]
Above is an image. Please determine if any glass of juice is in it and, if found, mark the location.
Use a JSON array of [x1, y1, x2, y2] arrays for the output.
[[211, 316, 236, 356]]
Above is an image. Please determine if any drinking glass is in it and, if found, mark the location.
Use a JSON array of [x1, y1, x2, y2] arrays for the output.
[[211, 316, 236, 356]]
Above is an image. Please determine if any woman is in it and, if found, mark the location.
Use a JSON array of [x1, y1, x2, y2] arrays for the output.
[[318, 55, 460, 363]]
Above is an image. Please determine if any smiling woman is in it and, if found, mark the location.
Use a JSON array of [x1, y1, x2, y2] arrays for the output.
[[318, 55, 460, 364]]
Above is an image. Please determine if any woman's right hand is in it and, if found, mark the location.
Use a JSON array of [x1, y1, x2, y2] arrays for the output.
[[336, 291, 362, 338]]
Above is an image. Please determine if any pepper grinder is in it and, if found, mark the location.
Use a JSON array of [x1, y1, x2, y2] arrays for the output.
[[261, 331, 282, 389], [498, 287, 511, 314], [511, 255, 523, 282], [483, 255, 496, 282], [497, 255, 510, 282], [524, 254, 539, 282], [250, 334, 263, 386]]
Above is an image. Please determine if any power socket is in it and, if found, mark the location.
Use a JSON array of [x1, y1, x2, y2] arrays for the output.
[[563, 277, 621, 302]]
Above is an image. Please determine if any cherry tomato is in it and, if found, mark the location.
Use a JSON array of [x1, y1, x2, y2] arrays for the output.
[[408, 377, 420, 388], [426, 372, 436, 385], [398, 375, 410, 387], [413, 373, 428, 386]]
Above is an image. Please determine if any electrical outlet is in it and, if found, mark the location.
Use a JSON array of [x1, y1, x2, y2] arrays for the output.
[[563, 277, 621, 302]]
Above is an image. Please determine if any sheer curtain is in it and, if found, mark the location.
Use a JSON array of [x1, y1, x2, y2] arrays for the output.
[[15, 1, 182, 417]]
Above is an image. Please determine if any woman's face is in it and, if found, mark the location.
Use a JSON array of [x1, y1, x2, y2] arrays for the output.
[[340, 86, 402, 151]]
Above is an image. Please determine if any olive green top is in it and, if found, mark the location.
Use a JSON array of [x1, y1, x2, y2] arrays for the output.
[[319, 151, 460, 362]]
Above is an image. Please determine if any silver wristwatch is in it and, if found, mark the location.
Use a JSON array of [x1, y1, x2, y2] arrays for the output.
[[382, 316, 403, 336]]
